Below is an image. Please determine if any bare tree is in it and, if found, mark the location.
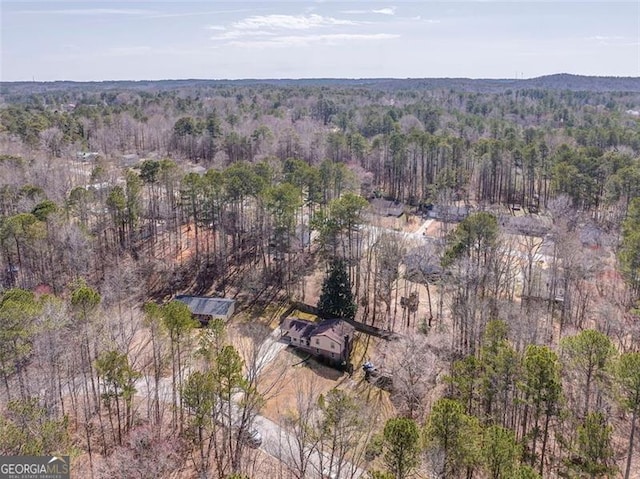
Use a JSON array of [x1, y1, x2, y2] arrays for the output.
[[383, 335, 441, 420], [279, 377, 324, 479], [95, 425, 185, 479], [373, 232, 407, 331]]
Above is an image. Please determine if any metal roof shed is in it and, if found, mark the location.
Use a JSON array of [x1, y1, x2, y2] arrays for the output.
[[175, 295, 236, 323]]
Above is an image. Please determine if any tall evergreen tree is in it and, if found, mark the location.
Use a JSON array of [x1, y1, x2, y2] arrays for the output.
[[482, 425, 521, 479], [618, 197, 640, 296], [520, 345, 562, 476], [560, 329, 616, 419], [426, 398, 481, 478], [568, 412, 616, 478], [382, 417, 420, 479], [317, 259, 357, 320], [613, 352, 640, 479]]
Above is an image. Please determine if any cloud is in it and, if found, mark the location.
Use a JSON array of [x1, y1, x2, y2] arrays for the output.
[[210, 12, 391, 48], [231, 14, 359, 30], [372, 7, 396, 16], [588, 35, 638, 46], [148, 8, 261, 19], [589, 35, 624, 41], [15, 6, 263, 19], [227, 33, 400, 48], [211, 30, 276, 41], [15, 8, 153, 15], [341, 7, 396, 15], [104, 46, 153, 57]]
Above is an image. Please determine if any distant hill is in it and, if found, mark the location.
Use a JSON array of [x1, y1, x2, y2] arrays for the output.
[[370, 74, 640, 92], [2, 74, 640, 95]]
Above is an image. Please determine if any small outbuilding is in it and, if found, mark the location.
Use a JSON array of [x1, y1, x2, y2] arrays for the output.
[[175, 295, 236, 325]]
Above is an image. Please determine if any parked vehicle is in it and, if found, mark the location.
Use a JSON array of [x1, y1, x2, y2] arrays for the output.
[[239, 427, 262, 448]]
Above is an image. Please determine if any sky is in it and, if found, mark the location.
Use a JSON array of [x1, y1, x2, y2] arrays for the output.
[[1, 1, 639, 81]]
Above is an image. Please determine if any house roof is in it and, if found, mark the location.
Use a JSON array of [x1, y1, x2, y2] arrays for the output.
[[282, 317, 355, 345], [175, 295, 235, 317], [428, 204, 471, 220], [311, 318, 355, 344], [370, 198, 405, 217], [187, 164, 207, 175], [282, 317, 316, 337]]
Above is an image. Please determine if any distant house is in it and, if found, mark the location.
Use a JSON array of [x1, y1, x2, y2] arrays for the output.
[[370, 198, 405, 217], [175, 295, 236, 325], [76, 151, 100, 162], [186, 164, 207, 175], [427, 204, 471, 222], [281, 317, 355, 368], [121, 154, 140, 167]]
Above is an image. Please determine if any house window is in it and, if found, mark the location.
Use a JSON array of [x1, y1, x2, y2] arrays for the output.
[[316, 348, 320, 353], [330, 343, 335, 349], [315, 338, 320, 345]]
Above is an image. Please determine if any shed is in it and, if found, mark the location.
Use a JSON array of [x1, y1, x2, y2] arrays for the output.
[[175, 295, 236, 324]]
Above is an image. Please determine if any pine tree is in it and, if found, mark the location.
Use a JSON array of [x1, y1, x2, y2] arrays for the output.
[[317, 259, 357, 320], [426, 398, 481, 478], [382, 417, 420, 479], [618, 197, 640, 296], [613, 352, 640, 479], [560, 329, 615, 419], [520, 345, 562, 476], [568, 412, 616, 478], [95, 349, 140, 445], [482, 425, 521, 479]]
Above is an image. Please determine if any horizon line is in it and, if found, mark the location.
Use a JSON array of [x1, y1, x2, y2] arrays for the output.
[[3, 73, 640, 84]]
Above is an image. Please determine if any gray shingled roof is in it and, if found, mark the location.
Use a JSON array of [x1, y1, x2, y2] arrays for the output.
[[370, 198, 405, 217], [175, 295, 235, 317], [311, 319, 355, 344], [282, 317, 316, 337], [282, 317, 355, 345]]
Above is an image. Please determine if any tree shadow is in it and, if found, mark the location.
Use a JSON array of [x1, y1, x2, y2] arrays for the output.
[[289, 348, 344, 381]]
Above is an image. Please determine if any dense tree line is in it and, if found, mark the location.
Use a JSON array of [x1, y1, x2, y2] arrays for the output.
[[0, 81, 639, 478]]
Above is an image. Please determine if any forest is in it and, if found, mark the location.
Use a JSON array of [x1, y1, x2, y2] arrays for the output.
[[0, 76, 640, 479]]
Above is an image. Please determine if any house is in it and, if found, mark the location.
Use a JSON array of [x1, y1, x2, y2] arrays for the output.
[[370, 198, 405, 217], [281, 317, 355, 368], [175, 295, 236, 325], [186, 164, 207, 175], [427, 204, 471, 222], [76, 151, 100, 162], [121, 154, 140, 167]]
